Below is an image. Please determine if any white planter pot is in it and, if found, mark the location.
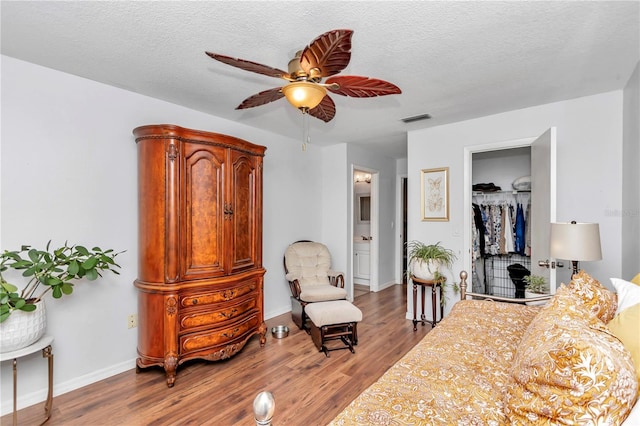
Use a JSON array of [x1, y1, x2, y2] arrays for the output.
[[411, 260, 442, 281], [525, 291, 548, 306], [0, 300, 47, 353]]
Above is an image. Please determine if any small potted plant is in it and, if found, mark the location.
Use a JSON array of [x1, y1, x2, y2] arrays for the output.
[[524, 274, 549, 306], [0, 241, 123, 352], [406, 240, 457, 281]]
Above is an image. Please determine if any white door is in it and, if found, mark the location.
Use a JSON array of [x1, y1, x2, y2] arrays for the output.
[[530, 127, 558, 292]]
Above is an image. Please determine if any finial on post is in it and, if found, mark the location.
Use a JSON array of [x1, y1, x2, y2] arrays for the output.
[[459, 270, 468, 300], [254, 391, 275, 426]]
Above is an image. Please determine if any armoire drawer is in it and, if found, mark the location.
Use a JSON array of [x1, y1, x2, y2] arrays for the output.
[[179, 296, 257, 330], [180, 314, 260, 354], [180, 281, 258, 308]]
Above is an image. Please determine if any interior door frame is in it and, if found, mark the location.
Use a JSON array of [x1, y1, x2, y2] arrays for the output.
[[462, 137, 536, 284], [351, 164, 379, 293], [395, 174, 408, 285]]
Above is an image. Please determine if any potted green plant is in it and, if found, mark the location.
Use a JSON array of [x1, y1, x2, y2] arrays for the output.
[[524, 274, 549, 306], [406, 240, 457, 281], [406, 241, 458, 308], [0, 241, 123, 352]]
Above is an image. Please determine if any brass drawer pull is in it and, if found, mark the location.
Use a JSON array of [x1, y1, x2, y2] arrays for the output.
[[223, 289, 238, 300], [220, 309, 238, 319], [222, 328, 240, 339]]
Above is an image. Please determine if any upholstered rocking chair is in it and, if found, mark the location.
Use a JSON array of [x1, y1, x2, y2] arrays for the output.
[[283, 241, 347, 330]]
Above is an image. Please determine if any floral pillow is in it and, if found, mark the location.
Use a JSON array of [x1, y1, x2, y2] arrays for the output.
[[504, 289, 638, 424], [564, 270, 618, 323]]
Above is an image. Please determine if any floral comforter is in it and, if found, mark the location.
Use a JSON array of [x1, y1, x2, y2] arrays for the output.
[[329, 300, 541, 426]]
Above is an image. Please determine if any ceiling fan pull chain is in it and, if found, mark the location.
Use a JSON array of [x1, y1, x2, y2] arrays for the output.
[[302, 111, 310, 151]]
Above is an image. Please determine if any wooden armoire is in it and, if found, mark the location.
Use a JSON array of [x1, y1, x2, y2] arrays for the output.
[[133, 124, 267, 387]]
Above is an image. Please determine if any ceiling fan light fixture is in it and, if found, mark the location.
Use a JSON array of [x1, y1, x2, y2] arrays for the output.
[[207, 29, 399, 123], [281, 81, 326, 111]]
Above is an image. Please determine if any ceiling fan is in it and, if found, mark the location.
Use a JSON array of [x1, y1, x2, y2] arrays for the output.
[[205, 29, 401, 123]]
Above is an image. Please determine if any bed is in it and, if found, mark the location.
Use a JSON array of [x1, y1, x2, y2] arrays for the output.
[[329, 271, 640, 425]]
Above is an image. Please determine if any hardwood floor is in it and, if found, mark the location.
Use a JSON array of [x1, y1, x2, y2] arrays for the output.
[[353, 284, 370, 298], [2, 284, 431, 425]]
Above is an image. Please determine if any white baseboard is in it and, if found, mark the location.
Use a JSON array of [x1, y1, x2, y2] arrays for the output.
[[1, 358, 136, 415], [377, 280, 397, 291], [264, 305, 291, 321]]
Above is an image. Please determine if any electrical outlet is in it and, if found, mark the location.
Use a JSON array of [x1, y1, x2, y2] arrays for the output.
[[127, 314, 138, 329]]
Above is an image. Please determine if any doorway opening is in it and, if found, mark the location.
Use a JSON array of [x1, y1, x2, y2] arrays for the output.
[[471, 147, 531, 297], [463, 129, 557, 297], [352, 166, 378, 298]]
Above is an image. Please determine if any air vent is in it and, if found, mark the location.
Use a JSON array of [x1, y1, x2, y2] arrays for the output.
[[401, 113, 432, 123]]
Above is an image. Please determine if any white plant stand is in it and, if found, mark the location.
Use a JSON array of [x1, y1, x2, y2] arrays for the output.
[[0, 335, 54, 425]]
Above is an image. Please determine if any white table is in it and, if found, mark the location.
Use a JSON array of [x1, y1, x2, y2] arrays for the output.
[[0, 335, 54, 425]]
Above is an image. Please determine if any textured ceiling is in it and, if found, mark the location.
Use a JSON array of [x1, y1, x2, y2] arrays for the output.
[[2, 1, 638, 158]]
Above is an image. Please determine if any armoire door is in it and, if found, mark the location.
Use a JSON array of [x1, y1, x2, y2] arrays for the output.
[[227, 148, 262, 274], [181, 141, 227, 279]]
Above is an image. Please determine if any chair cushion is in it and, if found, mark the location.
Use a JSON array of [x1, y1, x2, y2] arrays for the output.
[[284, 242, 332, 287], [306, 300, 363, 327], [300, 285, 347, 303]]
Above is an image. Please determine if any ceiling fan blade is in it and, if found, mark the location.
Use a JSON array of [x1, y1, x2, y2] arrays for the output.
[[205, 52, 290, 80], [236, 87, 284, 110], [325, 76, 402, 97], [300, 29, 353, 78], [307, 95, 336, 122]]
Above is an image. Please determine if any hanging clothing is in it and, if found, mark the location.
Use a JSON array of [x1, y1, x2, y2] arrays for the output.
[[514, 203, 526, 255], [481, 205, 493, 255], [487, 204, 502, 256], [472, 204, 486, 258], [499, 207, 507, 254], [504, 204, 515, 254], [471, 205, 487, 293], [471, 192, 531, 298], [525, 201, 532, 257]]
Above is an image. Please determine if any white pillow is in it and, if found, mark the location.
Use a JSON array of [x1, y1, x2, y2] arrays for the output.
[[610, 277, 640, 315]]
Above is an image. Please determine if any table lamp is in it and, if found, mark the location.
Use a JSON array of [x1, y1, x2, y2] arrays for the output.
[[550, 221, 602, 276]]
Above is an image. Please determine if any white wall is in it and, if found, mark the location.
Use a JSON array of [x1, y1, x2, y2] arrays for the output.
[[622, 62, 640, 279], [407, 91, 627, 318], [0, 56, 324, 413]]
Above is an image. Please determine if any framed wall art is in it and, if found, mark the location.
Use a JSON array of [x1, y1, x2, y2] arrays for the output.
[[421, 167, 449, 221]]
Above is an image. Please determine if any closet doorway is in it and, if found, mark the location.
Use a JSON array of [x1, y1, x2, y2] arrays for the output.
[[463, 128, 558, 296]]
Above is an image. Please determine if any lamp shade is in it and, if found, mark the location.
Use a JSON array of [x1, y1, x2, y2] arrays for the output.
[[550, 222, 602, 261], [281, 81, 326, 110]]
